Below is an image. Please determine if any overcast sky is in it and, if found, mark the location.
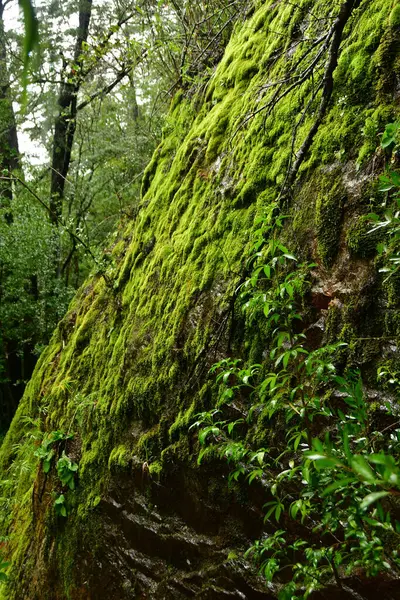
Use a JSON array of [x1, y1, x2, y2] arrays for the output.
[[4, 1, 49, 166]]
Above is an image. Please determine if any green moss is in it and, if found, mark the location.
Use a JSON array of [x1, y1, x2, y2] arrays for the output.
[[108, 444, 130, 470], [0, 0, 396, 596], [357, 109, 388, 165], [235, 61, 259, 84], [168, 401, 196, 442], [136, 425, 161, 462], [148, 460, 162, 478], [383, 270, 400, 310], [315, 179, 345, 267], [376, 11, 400, 101], [390, 5, 400, 27], [325, 303, 342, 345], [141, 147, 161, 197], [160, 438, 191, 468], [346, 216, 381, 258]]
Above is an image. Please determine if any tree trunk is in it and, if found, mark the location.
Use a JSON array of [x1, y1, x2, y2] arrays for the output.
[[0, 0, 20, 220], [49, 0, 92, 224], [0, 0, 23, 433]]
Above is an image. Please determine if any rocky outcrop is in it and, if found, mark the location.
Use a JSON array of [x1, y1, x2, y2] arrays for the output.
[[1, 1, 399, 598]]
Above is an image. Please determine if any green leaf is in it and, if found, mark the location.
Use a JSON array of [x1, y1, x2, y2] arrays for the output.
[[379, 182, 395, 192], [276, 332, 289, 348], [286, 283, 294, 298], [283, 352, 290, 369], [368, 453, 395, 467], [391, 171, 400, 186], [197, 447, 209, 465], [275, 503, 282, 522], [264, 265, 271, 279], [305, 452, 326, 460], [304, 452, 341, 468], [351, 455, 376, 483], [223, 372, 231, 384], [381, 122, 400, 148], [322, 477, 355, 497], [290, 500, 302, 519], [264, 504, 278, 521], [293, 433, 302, 451], [248, 469, 263, 484], [252, 451, 265, 466], [343, 426, 351, 461], [199, 426, 220, 444], [316, 457, 341, 468], [18, 0, 39, 87], [312, 438, 324, 453], [360, 491, 389, 510]]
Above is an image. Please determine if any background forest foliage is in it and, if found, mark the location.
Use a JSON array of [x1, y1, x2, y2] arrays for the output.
[[0, 0, 250, 432]]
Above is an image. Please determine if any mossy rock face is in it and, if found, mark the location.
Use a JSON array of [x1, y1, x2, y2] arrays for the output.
[[315, 176, 346, 268], [346, 215, 384, 258], [0, 1, 399, 598]]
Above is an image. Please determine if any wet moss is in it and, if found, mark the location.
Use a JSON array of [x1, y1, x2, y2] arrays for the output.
[[0, 0, 397, 596], [136, 425, 161, 462], [315, 178, 345, 268], [390, 6, 400, 27], [346, 216, 382, 258], [108, 444, 130, 470], [376, 9, 400, 101], [168, 402, 196, 443]]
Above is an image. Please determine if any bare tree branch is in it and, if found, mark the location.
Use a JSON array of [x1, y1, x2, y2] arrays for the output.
[[285, 0, 363, 190]]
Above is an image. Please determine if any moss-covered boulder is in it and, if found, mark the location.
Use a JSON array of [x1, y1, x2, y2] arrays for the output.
[[0, 1, 399, 598]]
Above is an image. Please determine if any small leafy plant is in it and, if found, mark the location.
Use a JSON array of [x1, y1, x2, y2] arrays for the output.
[[29, 386, 96, 517], [368, 121, 400, 278], [54, 494, 67, 518], [380, 121, 400, 149], [34, 430, 73, 474], [34, 428, 78, 517], [191, 204, 400, 598], [0, 554, 9, 583], [56, 452, 78, 491]]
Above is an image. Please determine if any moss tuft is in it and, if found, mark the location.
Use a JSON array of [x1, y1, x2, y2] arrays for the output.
[[315, 178, 345, 267], [390, 5, 400, 27], [346, 216, 381, 258]]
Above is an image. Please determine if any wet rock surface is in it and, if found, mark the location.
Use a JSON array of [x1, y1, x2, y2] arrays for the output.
[[70, 467, 400, 600], [84, 468, 274, 599]]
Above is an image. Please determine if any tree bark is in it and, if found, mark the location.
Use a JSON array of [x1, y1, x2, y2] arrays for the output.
[[49, 0, 93, 224], [0, 0, 20, 219], [0, 0, 23, 431]]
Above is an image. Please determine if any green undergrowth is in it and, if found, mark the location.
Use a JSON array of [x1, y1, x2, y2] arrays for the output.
[[191, 202, 400, 598], [0, 0, 399, 596]]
